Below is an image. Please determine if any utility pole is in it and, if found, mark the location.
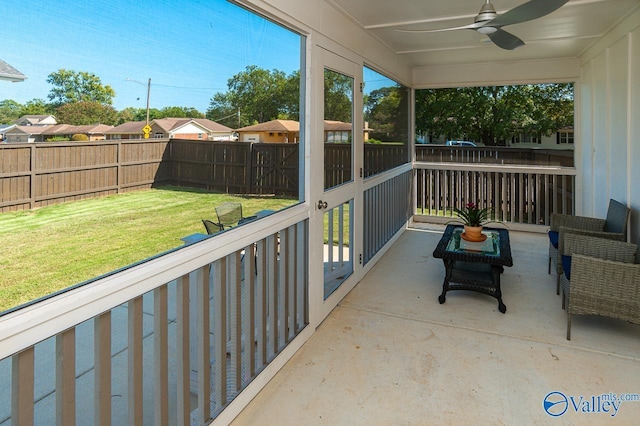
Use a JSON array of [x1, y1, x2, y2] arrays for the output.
[[145, 78, 151, 126], [125, 77, 152, 138]]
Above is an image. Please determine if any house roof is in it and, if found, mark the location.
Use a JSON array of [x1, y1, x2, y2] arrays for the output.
[[235, 119, 300, 133], [0, 59, 27, 82], [14, 115, 57, 125], [152, 118, 234, 134], [192, 118, 233, 133], [235, 119, 359, 132], [324, 120, 352, 131], [41, 124, 114, 135], [152, 118, 190, 132], [105, 121, 147, 134], [6, 125, 51, 136]]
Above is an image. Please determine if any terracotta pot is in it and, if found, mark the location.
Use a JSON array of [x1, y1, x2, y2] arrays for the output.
[[463, 225, 484, 242]]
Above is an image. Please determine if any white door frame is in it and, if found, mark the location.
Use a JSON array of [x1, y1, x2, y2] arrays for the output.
[[308, 46, 364, 325]]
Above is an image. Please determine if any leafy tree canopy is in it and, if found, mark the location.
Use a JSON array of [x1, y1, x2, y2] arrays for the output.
[[158, 106, 204, 119], [47, 69, 115, 107], [364, 85, 409, 142], [0, 100, 22, 124], [415, 83, 573, 145], [206, 65, 300, 127], [324, 69, 352, 123], [55, 101, 118, 125], [20, 99, 55, 117]]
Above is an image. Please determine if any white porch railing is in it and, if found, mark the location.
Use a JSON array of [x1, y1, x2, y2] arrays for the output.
[[413, 162, 577, 228], [0, 213, 308, 425]]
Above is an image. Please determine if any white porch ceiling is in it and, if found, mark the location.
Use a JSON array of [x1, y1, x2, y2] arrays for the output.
[[325, 0, 639, 68]]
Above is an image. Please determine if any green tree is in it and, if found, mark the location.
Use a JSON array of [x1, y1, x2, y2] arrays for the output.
[[0, 99, 23, 124], [365, 85, 409, 142], [415, 84, 573, 145], [116, 107, 139, 125], [206, 65, 299, 127], [280, 70, 301, 120], [20, 99, 54, 116], [47, 69, 115, 107], [158, 106, 204, 119], [324, 69, 352, 123], [55, 101, 118, 125], [206, 92, 235, 126]]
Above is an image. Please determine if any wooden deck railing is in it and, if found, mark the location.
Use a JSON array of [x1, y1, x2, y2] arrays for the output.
[[413, 162, 577, 227]]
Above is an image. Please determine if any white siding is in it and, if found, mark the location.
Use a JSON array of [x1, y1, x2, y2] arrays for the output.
[[579, 8, 640, 243]]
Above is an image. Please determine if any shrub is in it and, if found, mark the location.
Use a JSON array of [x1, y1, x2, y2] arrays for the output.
[[71, 133, 90, 141]]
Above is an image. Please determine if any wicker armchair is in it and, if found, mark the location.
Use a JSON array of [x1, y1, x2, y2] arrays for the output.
[[559, 233, 639, 340], [548, 199, 630, 294]]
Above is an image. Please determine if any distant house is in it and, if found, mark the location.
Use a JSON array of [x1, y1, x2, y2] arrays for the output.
[[105, 121, 147, 140], [1, 124, 16, 142], [0, 59, 27, 82], [151, 118, 234, 141], [13, 115, 57, 126], [39, 124, 114, 141], [509, 127, 574, 150], [4, 125, 51, 143], [235, 119, 364, 143], [235, 119, 300, 143], [323, 120, 373, 143]]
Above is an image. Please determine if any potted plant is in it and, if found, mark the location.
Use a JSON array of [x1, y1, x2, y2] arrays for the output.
[[453, 202, 492, 242]]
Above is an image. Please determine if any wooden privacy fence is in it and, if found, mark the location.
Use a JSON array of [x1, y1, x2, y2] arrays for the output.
[[170, 140, 300, 196], [0, 139, 414, 212], [415, 145, 574, 167], [1, 139, 573, 214], [0, 139, 171, 212]]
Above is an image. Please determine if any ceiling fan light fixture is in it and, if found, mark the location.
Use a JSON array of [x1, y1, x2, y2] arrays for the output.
[[477, 26, 497, 34]]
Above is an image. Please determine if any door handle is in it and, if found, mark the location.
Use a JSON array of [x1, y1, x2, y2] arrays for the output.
[[317, 200, 328, 210]]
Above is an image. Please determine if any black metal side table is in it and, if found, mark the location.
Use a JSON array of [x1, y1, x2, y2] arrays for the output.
[[432, 225, 513, 313]]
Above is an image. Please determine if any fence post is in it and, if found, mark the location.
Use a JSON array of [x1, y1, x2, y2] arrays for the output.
[[247, 142, 254, 194], [117, 140, 122, 194], [30, 144, 36, 210]]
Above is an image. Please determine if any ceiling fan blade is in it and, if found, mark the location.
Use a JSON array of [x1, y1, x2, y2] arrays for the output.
[[395, 22, 484, 33], [488, 28, 525, 50], [489, 0, 569, 28]]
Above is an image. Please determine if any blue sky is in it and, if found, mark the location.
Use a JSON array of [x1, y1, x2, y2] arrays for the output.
[[1, 0, 302, 113]]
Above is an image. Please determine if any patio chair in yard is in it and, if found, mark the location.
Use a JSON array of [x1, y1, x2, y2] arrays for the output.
[[548, 199, 630, 295], [214, 202, 257, 230], [559, 233, 640, 340], [202, 219, 222, 234]]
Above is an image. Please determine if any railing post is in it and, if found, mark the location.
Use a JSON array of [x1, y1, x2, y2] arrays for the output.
[[56, 328, 76, 426], [128, 296, 144, 425], [11, 348, 35, 426], [94, 311, 112, 426]]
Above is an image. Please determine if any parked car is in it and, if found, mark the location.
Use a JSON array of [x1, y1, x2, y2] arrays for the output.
[[445, 140, 478, 147]]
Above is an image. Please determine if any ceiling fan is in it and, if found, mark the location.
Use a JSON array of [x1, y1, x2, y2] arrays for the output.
[[396, 0, 569, 50]]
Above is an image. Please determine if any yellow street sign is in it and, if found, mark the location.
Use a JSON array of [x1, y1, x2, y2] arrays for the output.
[[142, 125, 152, 133]]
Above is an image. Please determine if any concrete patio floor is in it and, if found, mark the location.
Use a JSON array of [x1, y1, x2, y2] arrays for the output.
[[232, 224, 640, 425]]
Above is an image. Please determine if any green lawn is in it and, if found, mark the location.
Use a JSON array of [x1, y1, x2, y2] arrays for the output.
[[0, 186, 296, 312]]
